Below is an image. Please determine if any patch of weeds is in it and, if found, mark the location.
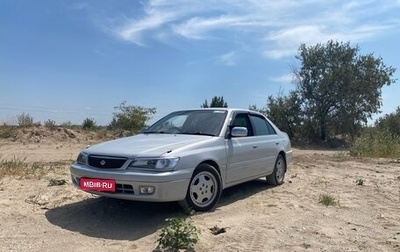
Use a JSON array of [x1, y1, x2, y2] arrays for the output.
[[332, 151, 351, 161], [311, 178, 329, 188], [0, 125, 17, 139], [0, 157, 48, 178], [350, 130, 400, 158], [318, 193, 337, 207], [48, 178, 67, 186], [44, 119, 57, 130], [48, 161, 71, 172], [0, 156, 27, 176], [156, 217, 200, 252], [31, 162, 46, 173], [182, 206, 195, 216], [355, 178, 365, 186]]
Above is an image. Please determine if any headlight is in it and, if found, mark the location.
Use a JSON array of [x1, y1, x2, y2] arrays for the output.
[[128, 157, 179, 171], [77, 152, 88, 164]]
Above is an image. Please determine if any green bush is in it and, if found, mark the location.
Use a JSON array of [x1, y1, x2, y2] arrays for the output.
[[350, 129, 400, 158], [82, 118, 97, 130], [156, 217, 200, 251], [319, 193, 337, 206]]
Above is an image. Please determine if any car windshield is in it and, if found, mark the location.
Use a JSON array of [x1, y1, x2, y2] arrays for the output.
[[144, 110, 227, 136]]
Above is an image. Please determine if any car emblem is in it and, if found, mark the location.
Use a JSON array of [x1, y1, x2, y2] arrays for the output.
[[100, 160, 106, 166]]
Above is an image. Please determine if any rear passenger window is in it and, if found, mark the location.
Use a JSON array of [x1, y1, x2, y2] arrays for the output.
[[265, 120, 276, 135], [250, 115, 276, 135]]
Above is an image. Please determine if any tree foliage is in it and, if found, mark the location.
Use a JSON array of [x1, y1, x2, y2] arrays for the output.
[[17, 112, 34, 126], [109, 101, 156, 133], [266, 91, 303, 139], [294, 40, 396, 141], [82, 117, 97, 130], [375, 106, 400, 137], [201, 96, 228, 108], [349, 107, 400, 158]]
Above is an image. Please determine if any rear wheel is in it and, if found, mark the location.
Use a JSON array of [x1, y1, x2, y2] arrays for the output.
[[179, 164, 222, 212], [266, 154, 286, 185]]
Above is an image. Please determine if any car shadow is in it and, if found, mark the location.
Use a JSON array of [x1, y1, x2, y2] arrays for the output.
[[218, 178, 274, 208], [45, 179, 274, 241], [45, 197, 183, 241]]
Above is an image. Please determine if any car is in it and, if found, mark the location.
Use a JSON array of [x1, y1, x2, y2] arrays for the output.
[[70, 108, 292, 211]]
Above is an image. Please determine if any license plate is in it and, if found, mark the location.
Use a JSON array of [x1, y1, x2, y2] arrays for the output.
[[80, 178, 116, 192]]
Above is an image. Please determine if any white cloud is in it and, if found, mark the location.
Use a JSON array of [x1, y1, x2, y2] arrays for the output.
[[114, 9, 178, 45], [269, 74, 294, 84], [172, 15, 248, 40], [214, 51, 237, 66], [263, 25, 330, 59], [71, 2, 89, 10], [93, 0, 400, 57]]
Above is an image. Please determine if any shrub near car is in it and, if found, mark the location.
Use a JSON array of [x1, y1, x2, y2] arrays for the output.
[[70, 108, 292, 211]]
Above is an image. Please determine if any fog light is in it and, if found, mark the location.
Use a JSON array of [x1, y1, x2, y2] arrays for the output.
[[139, 186, 155, 195]]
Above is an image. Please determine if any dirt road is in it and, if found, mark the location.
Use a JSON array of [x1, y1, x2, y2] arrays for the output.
[[0, 134, 399, 251]]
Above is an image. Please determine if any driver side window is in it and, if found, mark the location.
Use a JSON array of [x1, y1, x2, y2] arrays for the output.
[[232, 113, 253, 136]]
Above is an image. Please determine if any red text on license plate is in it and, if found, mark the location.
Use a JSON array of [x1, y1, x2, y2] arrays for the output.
[[80, 178, 116, 192]]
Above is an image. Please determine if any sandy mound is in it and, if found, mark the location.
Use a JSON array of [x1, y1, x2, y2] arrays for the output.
[[0, 126, 110, 144]]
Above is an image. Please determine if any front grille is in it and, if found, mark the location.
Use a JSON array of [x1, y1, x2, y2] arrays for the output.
[[88, 155, 128, 169], [116, 184, 134, 194]]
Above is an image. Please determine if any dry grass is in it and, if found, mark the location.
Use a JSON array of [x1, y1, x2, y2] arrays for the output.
[[0, 157, 70, 179]]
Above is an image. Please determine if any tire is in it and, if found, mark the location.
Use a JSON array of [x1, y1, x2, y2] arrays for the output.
[[179, 163, 222, 212], [266, 154, 286, 186]]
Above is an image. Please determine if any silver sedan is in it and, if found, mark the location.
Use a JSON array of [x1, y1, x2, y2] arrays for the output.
[[70, 108, 292, 211]]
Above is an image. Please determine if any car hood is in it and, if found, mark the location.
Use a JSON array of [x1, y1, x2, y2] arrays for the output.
[[84, 133, 213, 157]]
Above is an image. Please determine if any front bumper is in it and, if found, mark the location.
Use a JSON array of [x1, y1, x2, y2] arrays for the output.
[[70, 163, 192, 202], [286, 149, 293, 164]]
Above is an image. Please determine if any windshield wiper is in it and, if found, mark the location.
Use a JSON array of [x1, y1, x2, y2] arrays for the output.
[[181, 132, 215, 136]]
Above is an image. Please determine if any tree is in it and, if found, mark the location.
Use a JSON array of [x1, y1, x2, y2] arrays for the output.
[[375, 107, 400, 137], [248, 104, 267, 115], [201, 96, 228, 108], [109, 101, 156, 133], [294, 40, 396, 141], [82, 117, 97, 130], [265, 91, 303, 138], [17, 112, 33, 126]]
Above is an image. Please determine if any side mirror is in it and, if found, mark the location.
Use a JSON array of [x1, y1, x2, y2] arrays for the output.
[[231, 127, 248, 137]]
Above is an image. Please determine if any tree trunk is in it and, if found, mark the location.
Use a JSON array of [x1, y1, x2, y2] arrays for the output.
[[320, 117, 327, 141]]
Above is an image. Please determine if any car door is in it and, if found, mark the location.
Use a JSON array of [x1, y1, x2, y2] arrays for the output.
[[248, 114, 281, 175], [225, 113, 260, 184]]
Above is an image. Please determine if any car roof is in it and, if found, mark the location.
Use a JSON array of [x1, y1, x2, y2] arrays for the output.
[[180, 108, 265, 116]]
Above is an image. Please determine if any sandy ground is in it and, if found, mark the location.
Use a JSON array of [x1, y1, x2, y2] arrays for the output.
[[0, 128, 399, 252]]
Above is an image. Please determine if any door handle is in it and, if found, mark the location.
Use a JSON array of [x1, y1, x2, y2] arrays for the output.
[[252, 145, 258, 149]]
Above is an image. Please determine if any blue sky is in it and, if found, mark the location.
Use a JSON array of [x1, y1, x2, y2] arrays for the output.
[[1, 0, 399, 125]]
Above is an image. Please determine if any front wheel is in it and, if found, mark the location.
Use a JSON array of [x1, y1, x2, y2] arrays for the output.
[[179, 164, 222, 212], [266, 154, 286, 186]]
